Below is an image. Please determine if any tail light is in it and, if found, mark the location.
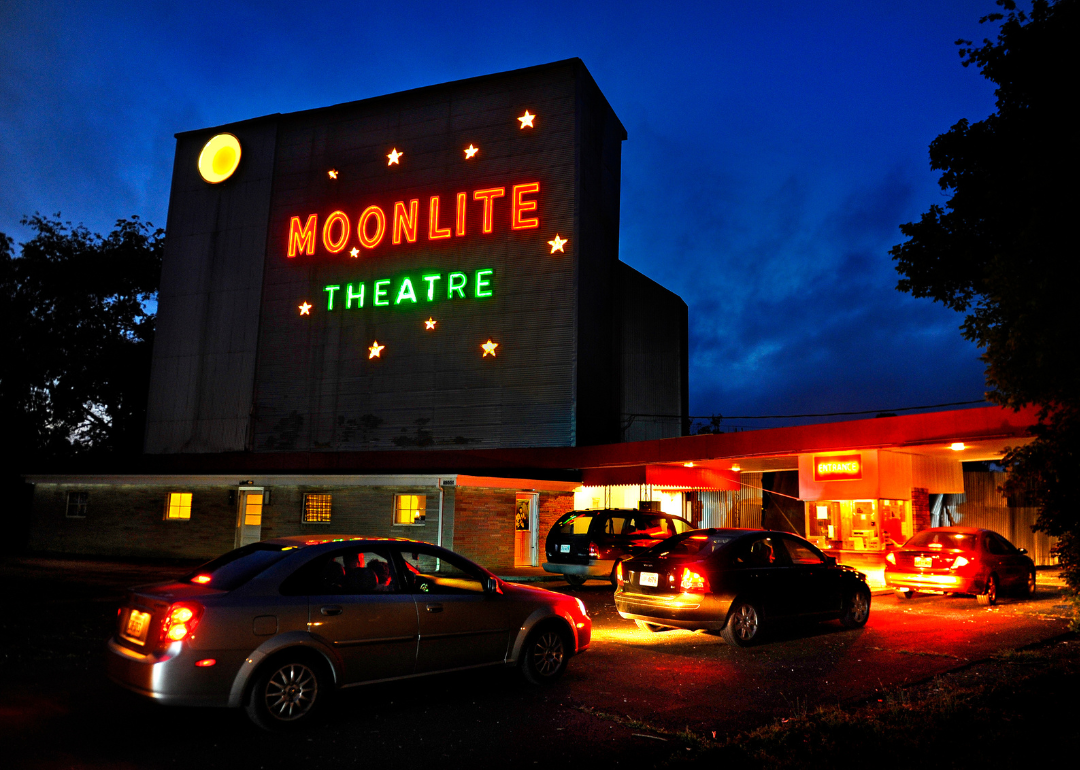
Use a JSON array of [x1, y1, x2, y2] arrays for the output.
[[885, 552, 896, 565], [616, 562, 624, 585], [160, 602, 204, 645], [951, 556, 971, 569], [680, 567, 708, 594], [588, 542, 600, 558]]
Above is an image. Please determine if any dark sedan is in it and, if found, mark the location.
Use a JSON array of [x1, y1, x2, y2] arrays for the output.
[[885, 526, 1036, 605], [614, 529, 871, 647]]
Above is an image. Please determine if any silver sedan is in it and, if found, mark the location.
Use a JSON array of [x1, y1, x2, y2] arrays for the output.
[[107, 536, 591, 729]]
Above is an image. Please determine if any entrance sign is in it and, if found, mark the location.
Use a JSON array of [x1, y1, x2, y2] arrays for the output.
[[814, 454, 863, 482]]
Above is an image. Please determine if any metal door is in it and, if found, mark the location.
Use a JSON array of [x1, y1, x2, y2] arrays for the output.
[[236, 489, 264, 547]]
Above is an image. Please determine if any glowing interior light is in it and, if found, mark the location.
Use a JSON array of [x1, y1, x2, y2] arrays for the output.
[[481, 339, 499, 357], [298, 302, 312, 316], [683, 462, 695, 468], [368, 341, 385, 359], [197, 133, 241, 183], [464, 144, 478, 159], [192, 574, 212, 584], [387, 148, 403, 165], [425, 318, 436, 330], [730, 464, 741, 472], [518, 110, 535, 128], [547, 234, 568, 254], [950, 442, 966, 451], [328, 169, 338, 179], [195, 659, 217, 667]]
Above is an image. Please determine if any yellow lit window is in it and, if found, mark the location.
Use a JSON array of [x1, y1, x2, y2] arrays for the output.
[[304, 494, 332, 523], [166, 492, 192, 520], [244, 493, 263, 526], [394, 494, 426, 525]]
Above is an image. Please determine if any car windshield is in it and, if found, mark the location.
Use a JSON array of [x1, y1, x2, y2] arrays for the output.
[[184, 543, 295, 590], [556, 512, 594, 535], [626, 515, 686, 538], [905, 531, 978, 551], [646, 532, 734, 558]]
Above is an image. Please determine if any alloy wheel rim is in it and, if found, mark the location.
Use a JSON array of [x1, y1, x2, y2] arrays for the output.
[[987, 577, 997, 602], [532, 632, 565, 676], [852, 591, 870, 623], [735, 605, 758, 640], [264, 663, 318, 721], [1028, 573, 1036, 593]]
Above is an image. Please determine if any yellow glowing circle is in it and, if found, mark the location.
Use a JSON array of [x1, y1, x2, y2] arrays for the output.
[[197, 133, 242, 183]]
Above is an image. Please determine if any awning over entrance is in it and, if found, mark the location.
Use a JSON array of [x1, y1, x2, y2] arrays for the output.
[[581, 464, 740, 490]]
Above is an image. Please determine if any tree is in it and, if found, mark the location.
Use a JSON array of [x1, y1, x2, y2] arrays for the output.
[[0, 214, 163, 469], [891, 1, 1080, 604]]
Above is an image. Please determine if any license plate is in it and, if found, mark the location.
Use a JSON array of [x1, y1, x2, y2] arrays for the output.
[[639, 572, 659, 587], [914, 556, 932, 568], [123, 610, 151, 645], [559, 544, 570, 553]]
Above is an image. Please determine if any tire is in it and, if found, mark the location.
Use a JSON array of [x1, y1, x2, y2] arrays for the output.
[[1022, 570, 1036, 598], [564, 574, 587, 587], [977, 574, 999, 606], [520, 625, 570, 684], [634, 620, 668, 633], [894, 588, 914, 600], [245, 655, 330, 731], [610, 561, 621, 588], [721, 600, 762, 648], [840, 587, 871, 628]]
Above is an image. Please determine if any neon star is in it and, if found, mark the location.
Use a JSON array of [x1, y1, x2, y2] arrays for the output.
[[349, 247, 360, 258], [368, 341, 385, 359], [548, 234, 568, 253], [425, 318, 437, 330], [387, 148, 402, 165], [328, 169, 338, 179], [298, 302, 312, 315], [481, 339, 499, 357], [518, 110, 535, 129], [464, 144, 479, 159]]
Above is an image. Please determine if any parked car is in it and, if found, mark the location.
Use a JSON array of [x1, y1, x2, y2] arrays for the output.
[[884, 526, 1036, 605], [614, 528, 871, 647], [543, 508, 694, 586], [107, 536, 591, 730]]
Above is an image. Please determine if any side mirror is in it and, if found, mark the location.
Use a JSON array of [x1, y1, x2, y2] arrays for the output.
[[485, 577, 501, 595], [825, 556, 838, 567], [1018, 548, 1028, 555]]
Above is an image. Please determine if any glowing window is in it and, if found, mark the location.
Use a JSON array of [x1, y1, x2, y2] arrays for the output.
[[244, 493, 263, 526], [304, 494, 332, 524], [166, 492, 193, 521], [65, 491, 88, 519], [394, 494, 427, 526]]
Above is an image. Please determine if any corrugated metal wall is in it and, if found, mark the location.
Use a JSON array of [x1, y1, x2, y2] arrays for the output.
[[954, 472, 1057, 566], [699, 473, 763, 529]]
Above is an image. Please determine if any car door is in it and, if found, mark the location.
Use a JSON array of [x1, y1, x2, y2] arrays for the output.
[[393, 544, 514, 674], [727, 535, 794, 619], [300, 546, 419, 684], [780, 536, 843, 616], [986, 532, 1024, 588]]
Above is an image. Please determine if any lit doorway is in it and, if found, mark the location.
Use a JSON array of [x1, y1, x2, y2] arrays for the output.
[[235, 488, 264, 548], [514, 493, 539, 567]]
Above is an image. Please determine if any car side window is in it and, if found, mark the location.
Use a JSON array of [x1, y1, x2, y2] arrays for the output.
[[282, 547, 399, 595], [673, 519, 690, 534], [731, 536, 784, 568], [628, 515, 674, 538], [604, 516, 631, 535], [396, 546, 487, 595], [985, 534, 1013, 555], [782, 537, 826, 565]]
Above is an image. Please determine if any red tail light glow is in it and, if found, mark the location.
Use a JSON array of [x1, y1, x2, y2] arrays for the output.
[[160, 602, 204, 644], [680, 567, 708, 593], [951, 556, 971, 569], [885, 552, 896, 565], [616, 562, 624, 584], [192, 574, 212, 584], [195, 658, 216, 667], [588, 542, 600, 558]]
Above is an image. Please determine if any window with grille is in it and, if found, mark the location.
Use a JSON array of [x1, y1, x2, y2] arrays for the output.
[[304, 494, 332, 523], [165, 492, 192, 520], [394, 494, 426, 525], [66, 491, 88, 519]]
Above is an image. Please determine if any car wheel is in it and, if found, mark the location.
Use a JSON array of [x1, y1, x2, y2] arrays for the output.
[[634, 620, 669, 633], [840, 587, 871, 628], [721, 600, 762, 648], [977, 574, 999, 606], [246, 656, 329, 731], [894, 588, 914, 600], [520, 625, 570, 684], [564, 574, 587, 587], [609, 561, 621, 588], [1022, 570, 1036, 598]]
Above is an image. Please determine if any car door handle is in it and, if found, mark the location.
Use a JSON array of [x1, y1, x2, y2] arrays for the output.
[[320, 605, 343, 616], [425, 603, 443, 613]]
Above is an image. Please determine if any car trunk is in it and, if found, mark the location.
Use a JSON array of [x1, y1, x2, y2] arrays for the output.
[[115, 582, 221, 654], [623, 556, 697, 596], [546, 531, 592, 565], [895, 549, 968, 571]]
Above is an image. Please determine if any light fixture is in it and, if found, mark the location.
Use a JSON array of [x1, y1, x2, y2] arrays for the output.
[[368, 341, 385, 359], [387, 148, 403, 165], [464, 144, 478, 159], [481, 339, 499, 357], [730, 464, 741, 472], [197, 133, 241, 183], [548, 234, 568, 253], [950, 442, 966, 451], [298, 302, 312, 316], [518, 110, 535, 129], [349, 247, 359, 258], [328, 169, 338, 179], [425, 318, 436, 330], [683, 462, 695, 468]]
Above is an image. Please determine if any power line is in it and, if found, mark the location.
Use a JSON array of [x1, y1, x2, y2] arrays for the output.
[[626, 399, 989, 421]]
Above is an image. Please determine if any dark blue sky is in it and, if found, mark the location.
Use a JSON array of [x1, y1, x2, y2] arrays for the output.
[[0, 1, 1004, 428]]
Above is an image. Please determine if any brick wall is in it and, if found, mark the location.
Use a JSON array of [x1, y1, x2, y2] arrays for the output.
[[911, 487, 931, 533], [452, 488, 575, 571]]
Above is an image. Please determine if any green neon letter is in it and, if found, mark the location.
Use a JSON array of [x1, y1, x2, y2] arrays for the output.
[[474, 269, 493, 298], [374, 279, 390, 306], [396, 277, 417, 304], [324, 284, 341, 311], [448, 272, 467, 299], [346, 282, 364, 309], [422, 274, 441, 301]]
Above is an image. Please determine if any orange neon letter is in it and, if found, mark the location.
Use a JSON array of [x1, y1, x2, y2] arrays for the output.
[[358, 205, 386, 249], [428, 196, 452, 240], [392, 199, 419, 244], [473, 187, 505, 234], [322, 210, 350, 253], [455, 192, 467, 236], [511, 182, 540, 229], [288, 214, 317, 257]]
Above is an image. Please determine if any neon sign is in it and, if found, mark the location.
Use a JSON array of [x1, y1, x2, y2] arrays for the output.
[[287, 182, 540, 257], [321, 269, 494, 311], [814, 454, 863, 482]]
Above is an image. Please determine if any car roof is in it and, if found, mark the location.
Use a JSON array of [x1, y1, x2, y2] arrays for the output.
[[917, 527, 984, 535], [261, 535, 431, 548]]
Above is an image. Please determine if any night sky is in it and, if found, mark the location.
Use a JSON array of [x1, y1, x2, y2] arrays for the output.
[[0, 1, 1003, 430]]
